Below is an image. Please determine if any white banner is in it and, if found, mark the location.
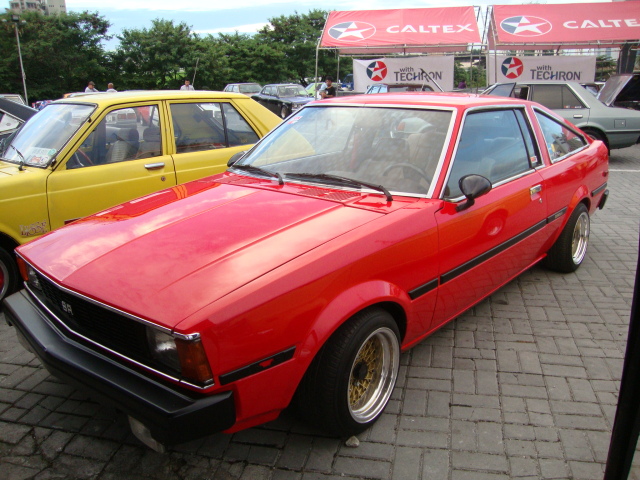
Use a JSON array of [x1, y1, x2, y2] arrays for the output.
[[353, 56, 455, 92], [487, 55, 596, 84]]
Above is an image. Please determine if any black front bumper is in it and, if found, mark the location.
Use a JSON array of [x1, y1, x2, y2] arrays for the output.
[[3, 290, 236, 445]]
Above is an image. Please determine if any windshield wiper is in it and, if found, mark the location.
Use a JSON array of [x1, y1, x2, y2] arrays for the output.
[[7, 144, 26, 171], [232, 163, 284, 185], [284, 173, 393, 202]]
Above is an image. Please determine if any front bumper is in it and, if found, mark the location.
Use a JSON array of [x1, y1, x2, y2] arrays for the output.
[[3, 289, 236, 446]]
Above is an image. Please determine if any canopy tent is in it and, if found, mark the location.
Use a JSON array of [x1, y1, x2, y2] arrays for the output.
[[319, 7, 483, 55], [488, 1, 640, 50]]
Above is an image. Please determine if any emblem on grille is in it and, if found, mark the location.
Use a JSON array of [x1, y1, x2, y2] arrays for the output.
[[61, 301, 74, 316]]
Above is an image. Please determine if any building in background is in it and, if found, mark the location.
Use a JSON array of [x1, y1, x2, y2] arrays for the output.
[[7, 1, 66, 15]]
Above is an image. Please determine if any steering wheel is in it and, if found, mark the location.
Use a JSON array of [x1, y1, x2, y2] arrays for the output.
[[71, 149, 93, 168], [382, 163, 431, 183]]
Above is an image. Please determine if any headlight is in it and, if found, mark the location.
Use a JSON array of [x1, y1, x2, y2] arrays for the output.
[[147, 328, 180, 372], [17, 257, 41, 291], [146, 328, 214, 386]]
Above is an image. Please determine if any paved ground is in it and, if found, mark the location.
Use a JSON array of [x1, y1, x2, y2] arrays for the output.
[[2, 145, 640, 480]]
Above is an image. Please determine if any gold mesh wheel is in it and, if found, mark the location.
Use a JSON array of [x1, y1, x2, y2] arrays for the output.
[[347, 327, 400, 423]]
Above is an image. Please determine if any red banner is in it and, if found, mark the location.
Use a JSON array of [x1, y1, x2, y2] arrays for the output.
[[320, 7, 481, 51], [491, 2, 640, 48]]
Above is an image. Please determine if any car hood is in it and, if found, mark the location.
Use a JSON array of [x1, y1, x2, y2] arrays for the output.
[[285, 96, 312, 104], [19, 177, 385, 328]]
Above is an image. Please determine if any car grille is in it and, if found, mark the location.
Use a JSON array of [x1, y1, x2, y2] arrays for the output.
[[35, 272, 152, 363]]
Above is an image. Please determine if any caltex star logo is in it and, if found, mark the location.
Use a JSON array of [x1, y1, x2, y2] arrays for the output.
[[500, 16, 552, 37], [328, 22, 376, 42], [366, 61, 388, 81], [501, 57, 524, 79]]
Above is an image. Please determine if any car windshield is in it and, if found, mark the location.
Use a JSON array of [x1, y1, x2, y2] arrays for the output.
[[236, 105, 452, 196], [239, 84, 261, 94], [0, 103, 94, 167], [278, 86, 307, 97]]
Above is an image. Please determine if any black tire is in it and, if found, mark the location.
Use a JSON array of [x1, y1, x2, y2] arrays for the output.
[[583, 128, 608, 149], [0, 247, 20, 303], [543, 203, 590, 273], [280, 106, 289, 119], [296, 308, 400, 436]]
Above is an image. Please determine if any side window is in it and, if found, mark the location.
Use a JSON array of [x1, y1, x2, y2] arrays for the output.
[[535, 111, 587, 162], [445, 109, 532, 198], [532, 85, 583, 109], [221, 103, 259, 146], [0, 111, 21, 134], [265, 87, 274, 96], [170, 102, 226, 154], [67, 105, 159, 169]]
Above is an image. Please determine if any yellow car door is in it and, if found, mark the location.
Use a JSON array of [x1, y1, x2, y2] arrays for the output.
[[167, 99, 270, 184], [46, 102, 178, 229]]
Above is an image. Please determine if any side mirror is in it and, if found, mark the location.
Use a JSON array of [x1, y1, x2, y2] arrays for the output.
[[227, 151, 246, 167], [456, 174, 492, 212]]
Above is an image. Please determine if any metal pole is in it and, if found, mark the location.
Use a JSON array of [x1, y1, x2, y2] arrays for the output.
[[14, 22, 27, 105]]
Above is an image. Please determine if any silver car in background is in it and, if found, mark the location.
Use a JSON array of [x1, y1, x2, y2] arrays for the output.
[[484, 80, 640, 149]]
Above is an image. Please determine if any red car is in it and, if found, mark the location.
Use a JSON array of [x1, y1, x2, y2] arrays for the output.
[[3, 93, 608, 451]]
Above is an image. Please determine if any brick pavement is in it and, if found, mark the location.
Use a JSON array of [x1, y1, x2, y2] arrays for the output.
[[2, 146, 640, 479]]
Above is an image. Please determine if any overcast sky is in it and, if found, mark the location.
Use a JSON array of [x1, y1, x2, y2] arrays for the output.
[[63, 0, 615, 43]]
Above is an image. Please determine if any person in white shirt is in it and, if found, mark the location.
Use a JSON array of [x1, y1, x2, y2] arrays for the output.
[[106, 83, 117, 93], [180, 80, 195, 91], [85, 81, 98, 93]]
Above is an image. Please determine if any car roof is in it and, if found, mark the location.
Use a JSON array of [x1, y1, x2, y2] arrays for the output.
[[319, 92, 540, 110], [0, 97, 37, 120], [226, 83, 260, 86], [51, 90, 250, 107]]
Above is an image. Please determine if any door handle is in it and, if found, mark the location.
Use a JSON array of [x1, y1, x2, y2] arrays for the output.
[[530, 184, 542, 195], [573, 114, 583, 119], [145, 162, 165, 170]]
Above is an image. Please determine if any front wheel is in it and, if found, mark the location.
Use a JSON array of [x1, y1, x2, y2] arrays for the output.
[[0, 247, 20, 303], [296, 308, 400, 436], [543, 203, 590, 273], [280, 106, 290, 119]]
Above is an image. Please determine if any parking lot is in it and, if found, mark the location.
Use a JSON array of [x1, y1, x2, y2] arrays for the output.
[[1, 145, 640, 480]]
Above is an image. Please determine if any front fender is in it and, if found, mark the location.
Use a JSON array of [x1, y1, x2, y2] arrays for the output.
[[298, 279, 411, 362]]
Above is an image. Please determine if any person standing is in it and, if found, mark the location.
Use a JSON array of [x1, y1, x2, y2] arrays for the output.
[[106, 83, 117, 93], [320, 76, 336, 99], [180, 80, 195, 91], [85, 81, 98, 93]]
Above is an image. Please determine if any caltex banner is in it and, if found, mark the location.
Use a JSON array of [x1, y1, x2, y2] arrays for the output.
[[487, 55, 596, 84], [321, 7, 481, 53], [491, 2, 640, 48], [353, 56, 455, 92]]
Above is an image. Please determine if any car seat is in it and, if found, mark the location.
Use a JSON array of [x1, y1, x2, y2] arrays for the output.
[[137, 126, 161, 158], [105, 128, 140, 163]]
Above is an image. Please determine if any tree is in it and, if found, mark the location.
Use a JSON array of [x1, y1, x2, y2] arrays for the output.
[[0, 11, 111, 100], [112, 19, 198, 90], [256, 10, 346, 85]]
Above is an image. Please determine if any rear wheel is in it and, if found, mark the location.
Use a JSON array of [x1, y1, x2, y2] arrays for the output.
[[296, 308, 400, 436], [543, 203, 590, 273], [0, 247, 19, 303], [280, 106, 290, 119], [583, 128, 608, 149]]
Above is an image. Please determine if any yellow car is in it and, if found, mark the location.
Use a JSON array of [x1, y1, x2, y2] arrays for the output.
[[0, 91, 281, 301]]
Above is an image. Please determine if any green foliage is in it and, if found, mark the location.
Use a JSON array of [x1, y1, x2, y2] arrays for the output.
[[111, 19, 197, 90], [0, 11, 110, 100]]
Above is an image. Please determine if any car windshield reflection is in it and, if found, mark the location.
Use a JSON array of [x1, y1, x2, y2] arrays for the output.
[[236, 106, 452, 196], [1, 103, 94, 168]]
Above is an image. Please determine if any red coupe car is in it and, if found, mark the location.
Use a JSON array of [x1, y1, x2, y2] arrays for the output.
[[3, 93, 608, 451]]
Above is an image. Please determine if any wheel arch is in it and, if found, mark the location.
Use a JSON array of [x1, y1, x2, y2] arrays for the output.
[[579, 125, 609, 148], [0, 231, 19, 257], [301, 281, 410, 360]]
